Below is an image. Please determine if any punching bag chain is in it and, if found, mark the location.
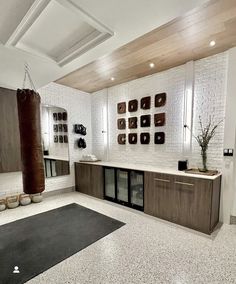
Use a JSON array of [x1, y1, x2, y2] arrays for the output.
[[22, 63, 36, 91]]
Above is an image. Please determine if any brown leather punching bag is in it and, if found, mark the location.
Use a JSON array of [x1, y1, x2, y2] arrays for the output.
[[17, 89, 45, 194]]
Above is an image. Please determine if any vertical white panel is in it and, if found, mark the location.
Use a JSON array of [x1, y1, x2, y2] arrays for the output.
[[183, 61, 194, 154]]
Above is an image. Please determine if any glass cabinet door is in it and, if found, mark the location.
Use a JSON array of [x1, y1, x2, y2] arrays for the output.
[[104, 168, 116, 199], [117, 169, 129, 203], [130, 171, 144, 208]]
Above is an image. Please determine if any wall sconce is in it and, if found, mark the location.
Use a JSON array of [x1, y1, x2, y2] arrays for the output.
[[102, 105, 108, 146], [183, 61, 194, 153]]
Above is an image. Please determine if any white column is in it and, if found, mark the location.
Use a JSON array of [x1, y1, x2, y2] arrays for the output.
[[102, 88, 109, 161]]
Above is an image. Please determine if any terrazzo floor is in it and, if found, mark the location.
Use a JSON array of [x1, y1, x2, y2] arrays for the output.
[[1, 191, 236, 284]]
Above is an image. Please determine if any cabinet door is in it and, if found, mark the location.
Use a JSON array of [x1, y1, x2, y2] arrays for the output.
[[173, 176, 212, 233], [144, 172, 174, 220], [153, 173, 174, 221], [91, 165, 104, 199], [104, 168, 116, 199], [144, 171, 155, 215], [117, 169, 129, 204], [0, 88, 21, 173], [75, 163, 91, 195], [130, 171, 143, 208]]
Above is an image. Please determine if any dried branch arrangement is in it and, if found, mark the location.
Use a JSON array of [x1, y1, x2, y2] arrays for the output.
[[192, 116, 223, 172]]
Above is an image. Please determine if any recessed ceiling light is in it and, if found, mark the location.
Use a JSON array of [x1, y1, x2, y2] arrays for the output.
[[111, 77, 115, 81], [209, 40, 216, 47], [149, 62, 155, 68]]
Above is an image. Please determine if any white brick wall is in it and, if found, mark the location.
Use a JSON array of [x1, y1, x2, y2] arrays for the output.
[[191, 53, 227, 169], [92, 52, 228, 170], [0, 82, 92, 194], [91, 89, 108, 160]]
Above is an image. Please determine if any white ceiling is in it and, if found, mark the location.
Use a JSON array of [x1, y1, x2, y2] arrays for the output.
[[0, 0, 207, 91]]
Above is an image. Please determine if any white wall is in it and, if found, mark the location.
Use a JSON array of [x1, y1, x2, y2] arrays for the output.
[[91, 52, 231, 222], [0, 82, 92, 195], [92, 53, 227, 170]]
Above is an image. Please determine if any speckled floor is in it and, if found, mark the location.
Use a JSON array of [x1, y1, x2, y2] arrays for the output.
[[1, 192, 236, 284]]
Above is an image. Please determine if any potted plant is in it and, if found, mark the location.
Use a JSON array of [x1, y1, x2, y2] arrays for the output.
[[192, 116, 223, 172]]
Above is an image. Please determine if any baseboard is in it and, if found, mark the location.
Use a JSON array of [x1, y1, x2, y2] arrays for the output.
[[230, 215, 236, 225], [43, 187, 75, 198]]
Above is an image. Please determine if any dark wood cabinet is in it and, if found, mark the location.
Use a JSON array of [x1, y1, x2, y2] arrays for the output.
[[145, 172, 174, 220], [75, 163, 103, 199], [74, 162, 221, 234], [145, 171, 221, 234], [91, 163, 104, 199], [0, 87, 21, 173]]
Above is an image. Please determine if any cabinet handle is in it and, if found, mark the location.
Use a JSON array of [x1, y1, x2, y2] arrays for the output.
[[154, 178, 170, 183], [175, 181, 194, 187]]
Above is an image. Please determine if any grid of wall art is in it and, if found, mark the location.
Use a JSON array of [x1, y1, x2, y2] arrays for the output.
[[117, 93, 166, 145], [53, 111, 68, 144]]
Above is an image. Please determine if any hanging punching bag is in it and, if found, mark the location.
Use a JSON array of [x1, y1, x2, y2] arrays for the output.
[[17, 88, 45, 194]]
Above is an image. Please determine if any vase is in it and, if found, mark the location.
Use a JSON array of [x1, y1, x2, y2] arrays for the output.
[[200, 148, 208, 172]]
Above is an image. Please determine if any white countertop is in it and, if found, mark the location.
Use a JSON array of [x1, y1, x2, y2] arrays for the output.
[[77, 161, 221, 180]]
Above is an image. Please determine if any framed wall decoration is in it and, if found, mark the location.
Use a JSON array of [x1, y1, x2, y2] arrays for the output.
[[117, 102, 126, 114], [154, 132, 165, 144], [128, 117, 137, 129], [117, 134, 126, 145], [128, 99, 138, 112], [63, 124, 68, 132], [62, 112, 67, 121], [58, 112, 63, 120], [155, 93, 166, 107], [64, 135, 68, 143], [154, 113, 166, 126], [140, 133, 150, 144], [53, 113, 58, 121], [58, 124, 63, 132], [141, 96, 151, 109], [54, 135, 58, 143], [128, 133, 138, 144], [53, 124, 58, 132], [140, 115, 151, 127], [117, 118, 126, 130], [59, 135, 63, 143]]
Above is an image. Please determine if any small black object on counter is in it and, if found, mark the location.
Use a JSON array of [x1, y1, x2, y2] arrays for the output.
[[178, 160, 188, 171]]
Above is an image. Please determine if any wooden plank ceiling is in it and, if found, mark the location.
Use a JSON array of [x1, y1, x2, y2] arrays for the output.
[[56, 0, 236, 93]]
